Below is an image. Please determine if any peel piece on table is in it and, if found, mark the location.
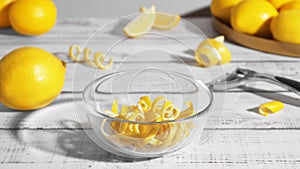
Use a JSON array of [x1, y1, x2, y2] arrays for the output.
[[194, 35, 231, 67], [258, 101, 284, 116]]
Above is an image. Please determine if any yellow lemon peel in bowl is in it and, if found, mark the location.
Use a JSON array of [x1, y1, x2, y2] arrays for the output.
[[100, 96, 196, 149], [195, 35, 232, 67], [258, 101, 284, 116]]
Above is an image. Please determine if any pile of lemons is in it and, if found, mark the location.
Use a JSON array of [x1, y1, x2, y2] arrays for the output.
[[0, 0, 57, 35], [211, 0, 300, 44]]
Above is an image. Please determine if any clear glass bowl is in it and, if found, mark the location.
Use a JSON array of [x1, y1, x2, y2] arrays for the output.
[[82, 68, 213, 158]]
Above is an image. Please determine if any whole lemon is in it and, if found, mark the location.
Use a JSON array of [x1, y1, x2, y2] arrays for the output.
[[9, 0, 57, 35], [270, 10, 300, 44], [267, 0, 294, 9], [231, 0, 278, 38], [280, 0, 300, 11], [0, 0, 15, 28], [210, 0, 242, 24], [0, 47, 66, 110]]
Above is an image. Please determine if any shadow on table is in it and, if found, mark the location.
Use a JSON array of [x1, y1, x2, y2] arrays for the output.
[[0, 28, 24, 36], [57, 122, 153, 162], [10, 99, 153, 163], [108, 17, 131, 38], [241, 86, 300, 107], [182, 6, 212, 18]]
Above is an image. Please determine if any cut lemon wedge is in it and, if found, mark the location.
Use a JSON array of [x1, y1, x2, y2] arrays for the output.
[[152, 12, 181, 30], [124, 5, 156, 38], [140, 7, 181, 30]]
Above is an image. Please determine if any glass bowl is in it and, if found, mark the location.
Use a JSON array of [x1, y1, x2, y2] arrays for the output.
[[82, 68, 213, 158]]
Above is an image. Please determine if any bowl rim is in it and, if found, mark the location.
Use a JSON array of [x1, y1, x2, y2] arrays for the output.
[[82, 69, 213, 124]]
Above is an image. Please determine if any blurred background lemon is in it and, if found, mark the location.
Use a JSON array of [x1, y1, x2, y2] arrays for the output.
[[9, 0, 57, 35], [0, 0, 15, 28], [271, 10, 300, 44], [230, 0, 278, 38], [267, 0, 294, 9], [280, 0, 300, 11], [210, 0, 242, 24]]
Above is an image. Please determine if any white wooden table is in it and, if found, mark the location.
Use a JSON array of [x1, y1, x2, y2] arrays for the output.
[[0, 17, 300, 169]]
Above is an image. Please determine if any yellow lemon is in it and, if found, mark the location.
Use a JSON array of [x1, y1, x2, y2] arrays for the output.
[[231, 0, 278, 38], [270, 10, 300, 44], [280, 0, 300, 11], [0, 47, 66, 110], [0, 4, 11, 28], [124, 5, 156, 38], [0, 0, 15, 28], [9, 0, 57, 35], [195, 36, 231, 67], [210, 0, 242, 24], [267, 0, 294, 9], [0, 0, 14, 11], [140, 7, 181, 30]]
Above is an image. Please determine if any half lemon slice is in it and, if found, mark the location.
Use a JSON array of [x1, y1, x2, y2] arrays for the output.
[[124, 5, 156, 38], [140, 7, 181, 30]]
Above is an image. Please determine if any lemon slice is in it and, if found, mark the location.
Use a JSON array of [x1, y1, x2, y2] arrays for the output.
[[124, 5, 156, 38], [152, 12, 181, 30], [140, 7, 181, 30]]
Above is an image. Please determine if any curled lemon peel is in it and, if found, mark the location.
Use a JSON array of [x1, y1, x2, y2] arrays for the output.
[[195, 35, 232, 67], [100, 96, 196, 149], [258, 101, 284, 116], [69, 44, 113, 70], [69, 44, 81, 62]]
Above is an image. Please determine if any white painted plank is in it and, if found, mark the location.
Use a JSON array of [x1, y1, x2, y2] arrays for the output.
[[63, 61, 300, 92], [0, 129, 299, 168]]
